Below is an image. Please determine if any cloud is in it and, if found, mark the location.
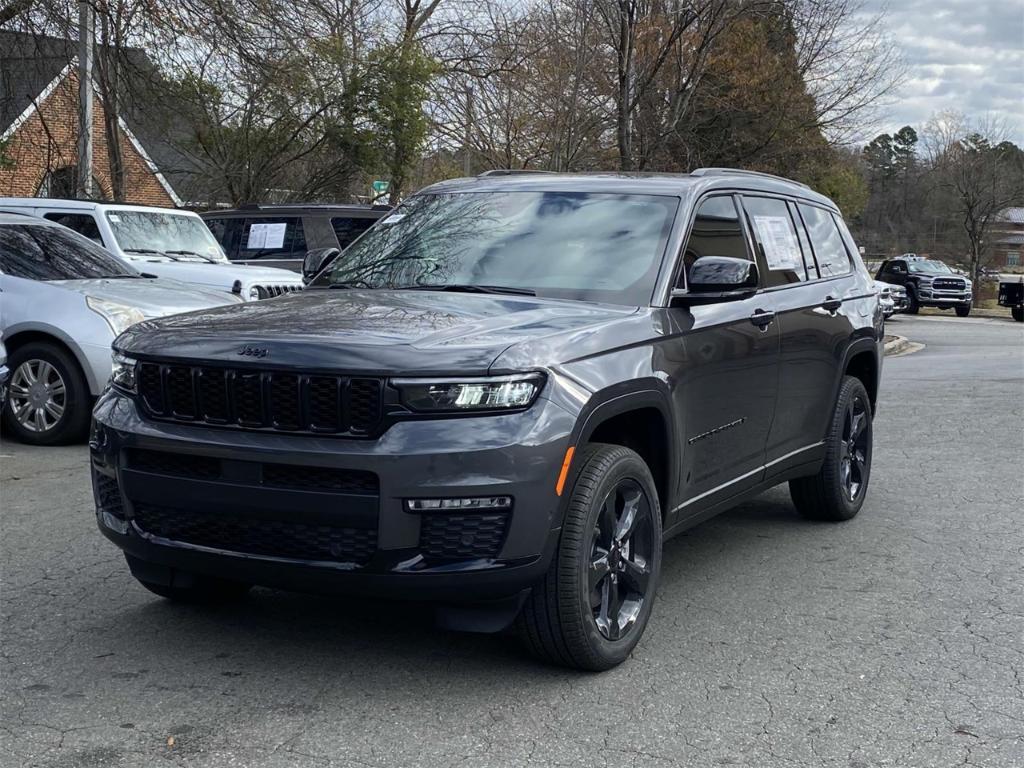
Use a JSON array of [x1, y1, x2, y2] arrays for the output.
[[856, 0, 1024, 143]]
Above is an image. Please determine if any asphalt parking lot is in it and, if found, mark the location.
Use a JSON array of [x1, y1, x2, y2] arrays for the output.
[[2, 315, 1022, 768]]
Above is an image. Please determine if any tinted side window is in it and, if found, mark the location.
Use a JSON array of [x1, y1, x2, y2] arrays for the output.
[[742, 196, 807, 286], [43, 213, 102, 242], [679, 196, 750, 287], [0, 224, 136, 280], [331, 217, 376, 249], [238, 217, 305, 259], [798, 204, 851, 277]]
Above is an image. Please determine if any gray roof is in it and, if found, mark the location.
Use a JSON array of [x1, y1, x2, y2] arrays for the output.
[[996, 233, 1024, 246], [997, 207, 1024, 225], [0, 32, 75, 131], [0, 31, 217, 205]]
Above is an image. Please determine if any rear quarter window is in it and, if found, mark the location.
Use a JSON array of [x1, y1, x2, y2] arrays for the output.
[[798, 204, 851, 278]]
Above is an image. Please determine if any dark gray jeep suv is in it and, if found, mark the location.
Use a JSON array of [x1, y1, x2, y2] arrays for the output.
[[91, 169, 883, 670]]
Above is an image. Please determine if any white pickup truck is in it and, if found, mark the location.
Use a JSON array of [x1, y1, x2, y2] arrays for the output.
[[0, 199, 304, 301]]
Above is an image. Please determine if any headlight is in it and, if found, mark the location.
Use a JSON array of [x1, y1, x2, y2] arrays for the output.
[[86, 297, 145, 335], [110, 351, 137, 392], [393, 373, 544, 413], [248, 286, 261, 301]]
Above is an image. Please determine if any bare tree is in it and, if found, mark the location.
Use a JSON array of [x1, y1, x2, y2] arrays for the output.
[[924, 112, 1024, 301]]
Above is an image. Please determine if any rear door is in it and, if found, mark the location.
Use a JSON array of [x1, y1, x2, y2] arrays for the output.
[[233, 216, 305, 270], [668, 194, 781, 526], [744, 196, 859, 474]]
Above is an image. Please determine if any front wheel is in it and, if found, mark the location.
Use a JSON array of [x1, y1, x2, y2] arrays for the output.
[[955, 304, 971, 317], [517, 444, 662, 670], [790, 376, 873, 522], [905, 289, 920, 314], [1012, 306, 1023, 322], [2, 342, 91, 445]]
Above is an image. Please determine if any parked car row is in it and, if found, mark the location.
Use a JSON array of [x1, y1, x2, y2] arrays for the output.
[[874, 255, 973, 316]]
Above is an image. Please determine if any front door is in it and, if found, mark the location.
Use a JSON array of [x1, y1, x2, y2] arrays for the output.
[[667, 194, 780, 525]]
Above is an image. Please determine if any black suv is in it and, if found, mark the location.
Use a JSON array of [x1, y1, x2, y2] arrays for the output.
[[201, 204, 390, 273], [92, 170, 883, 670], [875, 255, 973, 316]]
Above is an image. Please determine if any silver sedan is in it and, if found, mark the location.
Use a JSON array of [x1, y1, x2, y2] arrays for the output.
[[0, 214, 239, 444]]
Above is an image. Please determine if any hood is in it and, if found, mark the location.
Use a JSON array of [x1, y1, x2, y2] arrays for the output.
[[116, 289, 637, 375], [118, 257, 304, 292], [52, 277, 239, 317]]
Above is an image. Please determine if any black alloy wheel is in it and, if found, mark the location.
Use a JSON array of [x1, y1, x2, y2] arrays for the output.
[[838, 392, 870, 503], [790, 375, 873, 522], [518, 443, 662, 670], [588, 478, 655, 641]]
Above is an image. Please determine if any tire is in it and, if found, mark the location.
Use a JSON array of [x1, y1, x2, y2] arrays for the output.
[[517, 444, 662, 671], [1012, 306, 1023, 322], [790, 376, 873, 522], [905, 289, 920, 314], [2, 342, 91, 445], [955, 304, 971, 317]]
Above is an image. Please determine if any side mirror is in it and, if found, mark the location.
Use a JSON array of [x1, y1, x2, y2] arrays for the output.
[[302, 247, 340, 284], [671, 256, 759, 306]]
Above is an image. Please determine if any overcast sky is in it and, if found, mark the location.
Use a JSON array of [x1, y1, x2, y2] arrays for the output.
[[861, 0, 1024, 144]]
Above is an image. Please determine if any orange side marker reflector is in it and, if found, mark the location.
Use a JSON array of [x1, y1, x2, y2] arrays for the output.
[[555, 446, 576, 496]]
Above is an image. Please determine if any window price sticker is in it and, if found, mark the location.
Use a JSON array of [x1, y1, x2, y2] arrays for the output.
[[753, 216, 801, 271]]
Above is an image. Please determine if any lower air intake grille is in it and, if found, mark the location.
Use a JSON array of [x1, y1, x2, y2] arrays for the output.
[[133, 504, 377, 565], [419, 513, 509, 560], [93, 471, 125, 519]]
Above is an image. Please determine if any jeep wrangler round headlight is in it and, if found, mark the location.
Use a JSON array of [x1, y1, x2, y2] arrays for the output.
[[110, 351, 138, 392], [393, 374, 544, 413]]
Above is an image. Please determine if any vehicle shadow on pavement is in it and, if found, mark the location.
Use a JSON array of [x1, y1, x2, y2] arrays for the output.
[[87, 489, 816, 685]]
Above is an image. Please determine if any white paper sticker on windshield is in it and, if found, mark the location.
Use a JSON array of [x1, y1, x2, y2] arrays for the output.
[[108, 214, 121, 222], [247, 222, 287, 250], [753, 216, 801, 271], [380, 213, 405, 225]]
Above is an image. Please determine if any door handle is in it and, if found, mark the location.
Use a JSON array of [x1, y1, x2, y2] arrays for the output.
[[749, 309, 776, 329], [821, 296, 842, 312]]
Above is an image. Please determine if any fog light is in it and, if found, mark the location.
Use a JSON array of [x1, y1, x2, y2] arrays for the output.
[[405, 496, 512, 512]]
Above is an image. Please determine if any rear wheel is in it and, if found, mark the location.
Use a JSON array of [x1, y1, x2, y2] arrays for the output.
[[2, 342, 91, 445], [955, 304, 971, 317], [790, 376, 872, 522], [518, 444, 662, 670], [1012, 306, 1023, 322]]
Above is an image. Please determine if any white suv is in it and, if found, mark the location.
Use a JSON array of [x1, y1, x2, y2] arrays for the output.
[[0, 199, 303, 300]]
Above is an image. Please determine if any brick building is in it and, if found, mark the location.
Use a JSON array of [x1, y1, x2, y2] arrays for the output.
[[0, 31, 185, 206], [992, 207, 1024, 269]]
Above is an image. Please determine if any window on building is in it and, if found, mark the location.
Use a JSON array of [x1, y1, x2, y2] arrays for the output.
[[36, 166, 106, 200], [798, 204, 852, 277], [1007, 250, 1021, 267]]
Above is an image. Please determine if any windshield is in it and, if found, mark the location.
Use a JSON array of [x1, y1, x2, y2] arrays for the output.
[[310, 191, 679, 306], [908, 260, 952, 274], [0, 223, 139, 280], [106, 210, 226, 261]]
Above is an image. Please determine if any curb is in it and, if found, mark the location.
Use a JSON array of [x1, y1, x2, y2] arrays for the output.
[[883, 334, 912, 356]]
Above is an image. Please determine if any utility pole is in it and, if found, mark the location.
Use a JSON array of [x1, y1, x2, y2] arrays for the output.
[[463, 85, 473, 177], [77, 0, 94, 199]]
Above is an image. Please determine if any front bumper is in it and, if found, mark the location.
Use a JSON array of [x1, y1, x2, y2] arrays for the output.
[[918, 288, 971, 305], [90, 389, 576, 602]]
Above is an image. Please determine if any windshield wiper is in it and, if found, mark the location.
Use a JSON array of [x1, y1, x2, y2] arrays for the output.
[[123, 247, 181, 261], [164, 249, 218, 263], [395, 284, 536, 296], [99, 274, 140, 279]]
